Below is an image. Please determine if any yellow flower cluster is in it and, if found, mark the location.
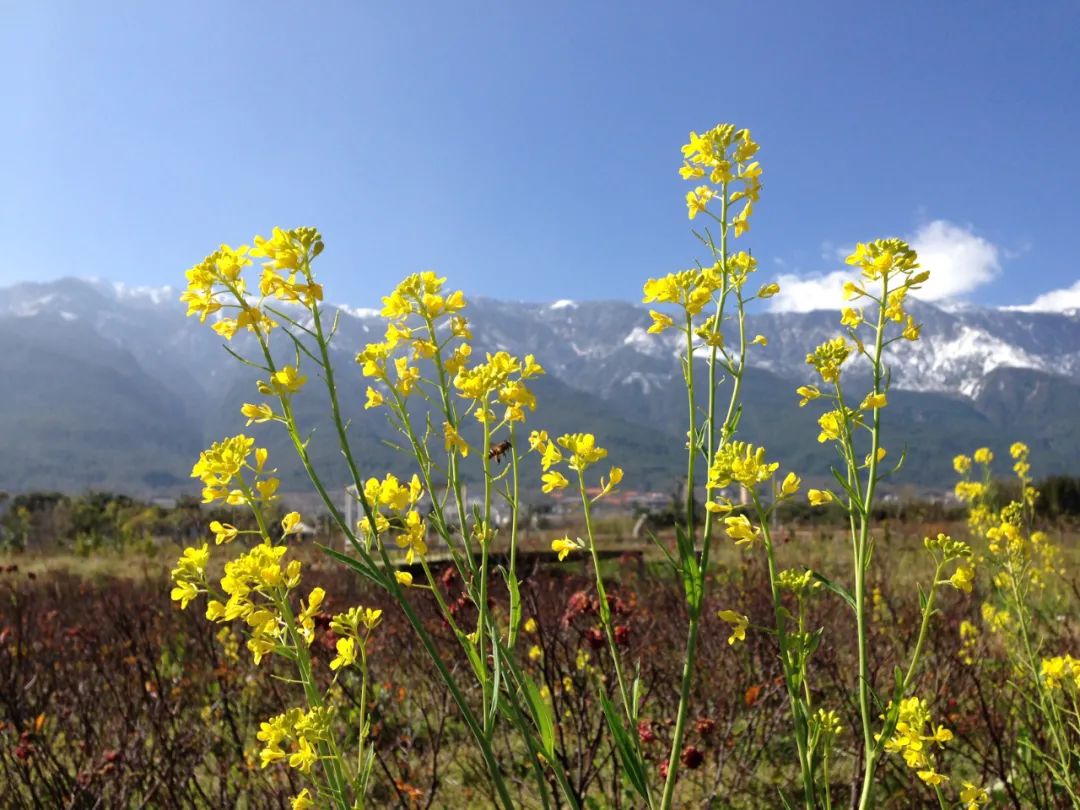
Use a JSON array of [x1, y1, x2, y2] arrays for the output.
[[180, 227, 325, 340], [454, 350, 544, 425], [843, 238, 927, 342], [357, 271, 478, 408], [169, 543, 210, 609], [642, 252, 766, 342], [1010, 441, 1031, 480], [879, 696, 953, 786], [257, 706, 332, 773], [805, 337, 850, 385], [190, 434, 279, 505], [679, 124, 761, 231], [958, 443, 1059, 590], [778, 569, 822, 597], [532, 431, 623, 506], [329, 606, 383, 671], [980, 602, 1012, 633], [813, 708, 844, 744], [958, 620, 979, 665], [205, 544, 308, 663], [704, 442, 799, 514], [706, 442, 779, 490], [357, 473, 427, 562], [1041, 654, 1080, 689], [923, 533, 975, 593]]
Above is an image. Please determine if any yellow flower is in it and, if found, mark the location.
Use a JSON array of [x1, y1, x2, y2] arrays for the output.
[[808, 489, 834, 507], [528, 645, 542, 661], [551, 536, 580, 561], [842, 281, 864, 300], [902, 315, 921, 341], [780, 472, 801, 497], [717, 609, 749, 645], [595, 467, 623, 499], [541, 470, 569, 493], [949, 563, 974, 594], [860, 392, 887, 410], [209, 520, 238, 545], [757, 282, 780, 299], [241, 403, 274, 424], [281, 512, 302, 535], [840, 307, 863, 328], [256, 477, 280, 501], [557, 433, 607, 471], [732, 202, 752, 237], [817, 410, 845, 443], [953, 454, 972, 474], [708, 442, 778, 489], [796, 385, 820, 407], [395, 570, 414, 587], [271, 365, 307, 394], [330, 637, 358, 671], [528, 429, 549, 453], [170, 580, 199, 609], [524, 617, 538, 633], [960, 782, 989, 810], [973, 447, 994, 465], [443, 422, 470, 457], [724, 515, 759, 547], [647, 310, 675, 334], [540, 441, 563, 470], [752, 334, 768, 346], [364, 386, 384, 410], [251, 227, 308, 272], [862, 446, 887, 467], [288, 736, 318, 774], [686, 185, 715, 219], [291, 789, 315, 810]]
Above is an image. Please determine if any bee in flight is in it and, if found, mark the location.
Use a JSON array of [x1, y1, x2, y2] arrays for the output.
[[488, 440, 512, 464]]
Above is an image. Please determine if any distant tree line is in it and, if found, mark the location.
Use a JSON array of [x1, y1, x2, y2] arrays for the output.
[[1, 475, 1079, 553], [0, 491, 286, 553]]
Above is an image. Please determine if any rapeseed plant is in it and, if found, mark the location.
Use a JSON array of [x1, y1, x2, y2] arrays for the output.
[[172, 123, 1010, 808]]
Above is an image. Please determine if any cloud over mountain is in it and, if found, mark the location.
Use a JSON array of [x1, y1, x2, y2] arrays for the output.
[[767, 220, 1002, 313]]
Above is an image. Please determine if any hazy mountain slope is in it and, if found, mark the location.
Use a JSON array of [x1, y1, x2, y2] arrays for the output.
[[0, 278, 1077, 494], [0, 314, 202, 491]]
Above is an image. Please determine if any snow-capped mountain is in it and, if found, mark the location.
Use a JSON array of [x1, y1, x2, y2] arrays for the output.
[[1, 278, 1078, 494]]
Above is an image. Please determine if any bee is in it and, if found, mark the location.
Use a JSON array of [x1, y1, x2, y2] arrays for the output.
[[487, 440, 512, 464]]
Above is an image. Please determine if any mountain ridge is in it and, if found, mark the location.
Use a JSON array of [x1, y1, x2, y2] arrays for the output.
[[1, 278, 1077, 495]]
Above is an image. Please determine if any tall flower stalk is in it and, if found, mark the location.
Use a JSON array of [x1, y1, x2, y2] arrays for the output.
[[168, 123, 997, 809]]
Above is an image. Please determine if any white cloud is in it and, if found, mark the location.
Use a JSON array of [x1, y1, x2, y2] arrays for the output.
[[766, 270, 852, 313], [1007, 280, 1080, 313], [910, 220, 1001, 300], [766, 220, 1001, 313]]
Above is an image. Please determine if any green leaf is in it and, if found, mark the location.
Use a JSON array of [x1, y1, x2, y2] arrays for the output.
[[600, 693, 649, 801], [521, 674, 555, 758], [317, 544, 381, 587], [501, 566, 523, 645], [811, 571, 856, 613]]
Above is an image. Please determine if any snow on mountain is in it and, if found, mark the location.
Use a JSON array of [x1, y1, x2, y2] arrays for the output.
[[2, 278, 1079, 403]]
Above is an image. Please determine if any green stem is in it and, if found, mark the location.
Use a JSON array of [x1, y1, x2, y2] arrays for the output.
[[661, 191, 741, 810], [758, 496, 815, 809], [855, 276, 889, 810]]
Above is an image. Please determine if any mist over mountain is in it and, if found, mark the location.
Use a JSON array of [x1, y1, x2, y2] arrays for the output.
[[1, 278, 1078, 497]]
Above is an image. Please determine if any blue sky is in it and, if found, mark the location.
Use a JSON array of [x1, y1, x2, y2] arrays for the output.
[[3, 1, 1079, 311]]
